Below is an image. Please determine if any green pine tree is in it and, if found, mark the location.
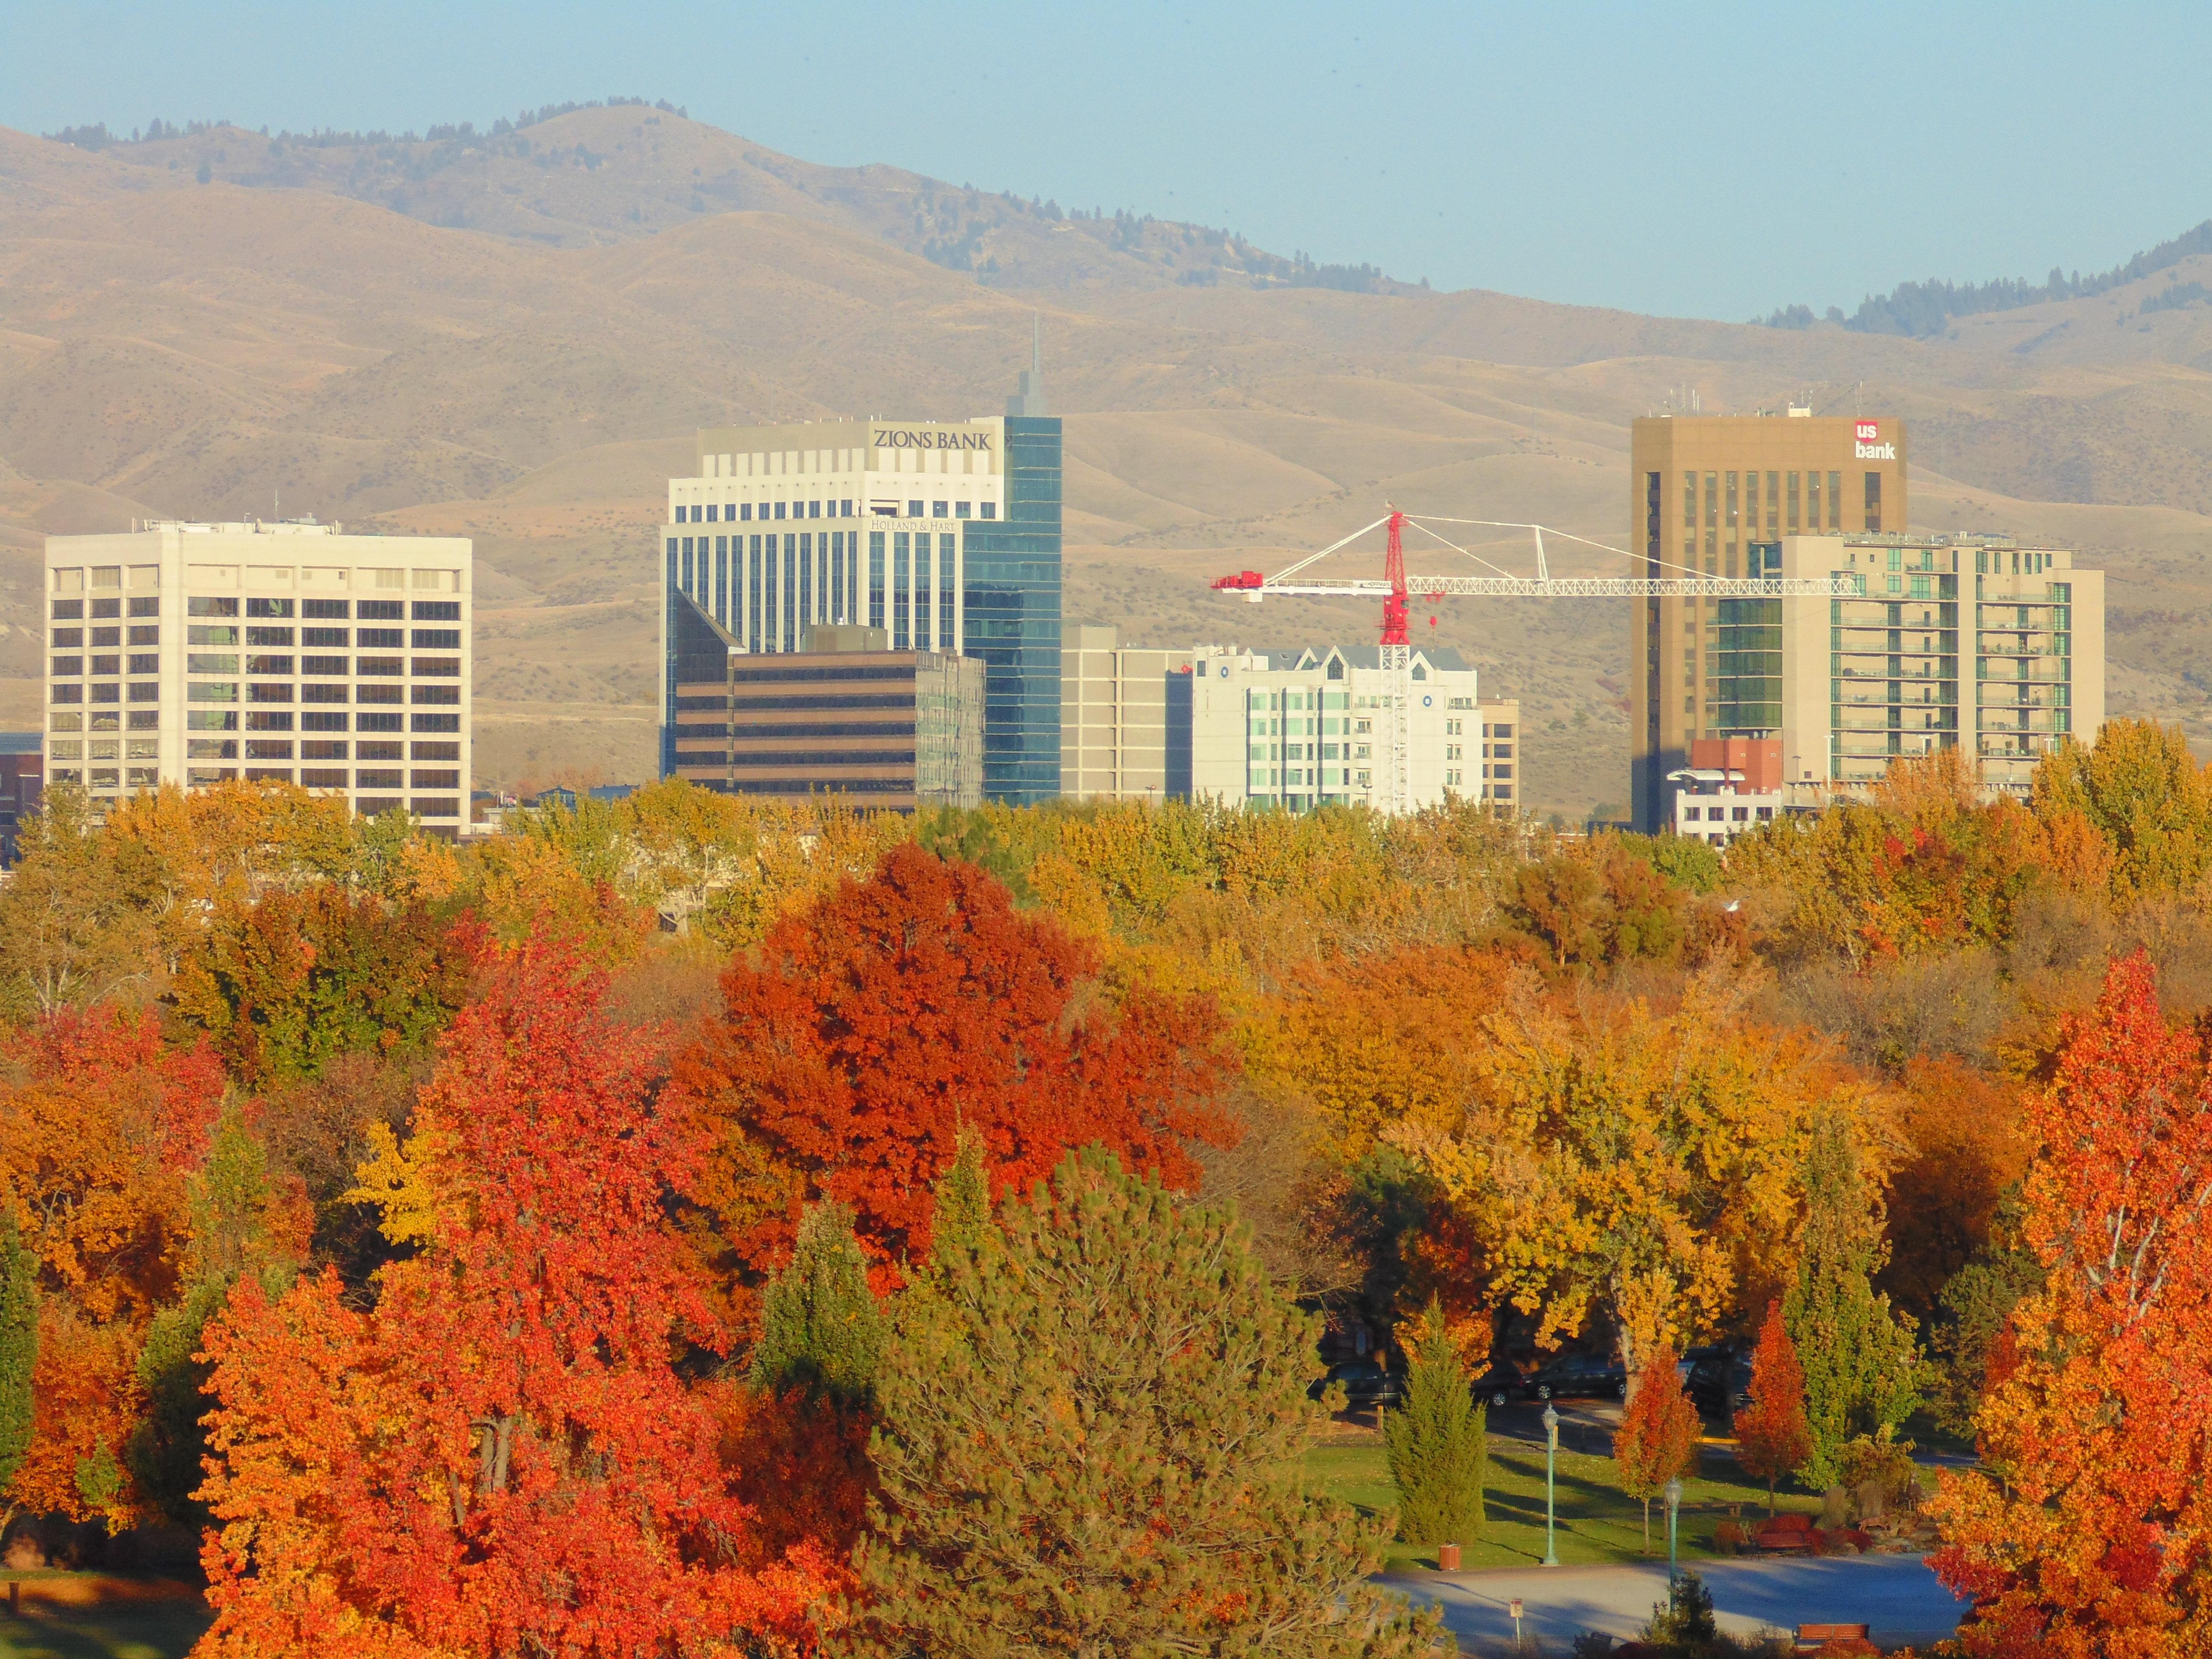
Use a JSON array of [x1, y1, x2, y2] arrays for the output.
[[1383, 1298, 1487, 1546], [929, 1123, 992, 1273], [1784, 1115, 1922, 1488], [843, 1145, 1441, 1659], [749, 1200, 885, 1407], [0, 1205, 37, 1523]]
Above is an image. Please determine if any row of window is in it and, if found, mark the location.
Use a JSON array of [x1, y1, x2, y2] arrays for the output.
[[673, 500, 999, 524], [174, 710, 458, 733], [142, 627, 457, 649], [1684, 470, 1853, 533], [51, 626, 159, 648], [50, 597, 159, 621], [166, 768, 469, 789], [55, 654, 463, 681]]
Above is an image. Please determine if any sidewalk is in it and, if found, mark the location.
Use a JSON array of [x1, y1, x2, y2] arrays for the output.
[[1387, 1554, 1968, 1652]]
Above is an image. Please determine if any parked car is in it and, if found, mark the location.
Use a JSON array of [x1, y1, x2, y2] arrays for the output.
[[1688, 1348, 1753, 1417], [1527, 1350, 1628, 1401], [1308, 1358, 1402, 1409], [1469, 1363, 1525, 1408]]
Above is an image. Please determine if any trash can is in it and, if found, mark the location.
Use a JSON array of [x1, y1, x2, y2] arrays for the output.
[[1438, 1543, 1462, 1571]]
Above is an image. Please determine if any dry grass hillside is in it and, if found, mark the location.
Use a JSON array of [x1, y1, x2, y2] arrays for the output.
[[4, 109, 2211, 811]]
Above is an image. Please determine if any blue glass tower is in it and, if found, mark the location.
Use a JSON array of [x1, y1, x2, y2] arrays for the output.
[[960, 418, 1061, 804]]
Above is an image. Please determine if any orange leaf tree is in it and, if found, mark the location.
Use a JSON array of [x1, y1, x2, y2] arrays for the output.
[[1733, 1300, 1813, 1515], [195, 943, 830, 1657], [1931, 953, 2212, 1656], [0, 1004, 224, 1525], [673, 844, 1239, 1290], [1613, 1338, 1701, 1552]]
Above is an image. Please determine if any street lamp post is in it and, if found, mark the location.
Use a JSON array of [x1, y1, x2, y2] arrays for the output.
[[1542, 1402, 1560, 1568], [1664, 1476, 1684, 1610]]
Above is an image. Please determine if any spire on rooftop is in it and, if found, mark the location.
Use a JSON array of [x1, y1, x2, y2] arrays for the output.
[[1007, 314, 1048, 417]]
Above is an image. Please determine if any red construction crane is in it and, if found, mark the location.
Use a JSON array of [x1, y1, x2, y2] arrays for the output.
[[1212, 509, 1855, 814]]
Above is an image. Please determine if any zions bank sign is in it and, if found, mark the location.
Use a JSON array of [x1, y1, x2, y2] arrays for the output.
[[874, 428, 994, 451], [1854, 419, 1897, 460]]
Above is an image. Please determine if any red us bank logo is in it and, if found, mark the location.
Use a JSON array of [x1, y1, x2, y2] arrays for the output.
[[1854, 420, 1879, 442]]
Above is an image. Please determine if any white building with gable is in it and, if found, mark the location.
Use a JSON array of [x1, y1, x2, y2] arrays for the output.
[[1179, 643, 1500, 814]]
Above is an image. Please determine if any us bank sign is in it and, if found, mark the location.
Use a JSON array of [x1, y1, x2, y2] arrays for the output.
[[1854, 419, 1897, 460]]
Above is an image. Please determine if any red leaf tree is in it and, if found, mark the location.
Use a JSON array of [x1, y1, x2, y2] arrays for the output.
[[1733, 1300, 1813, 1515], [195, 943, 830, 1657], [673, 844, 1239, 1291], [1613, 1339, 1702, 1552], [1931, 953, 2212, 1654]]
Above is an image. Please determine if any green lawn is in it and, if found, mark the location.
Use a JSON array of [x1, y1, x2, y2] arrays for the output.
[[1308, 1431, 1822, 1573], [0, 1603, 211, 1659]]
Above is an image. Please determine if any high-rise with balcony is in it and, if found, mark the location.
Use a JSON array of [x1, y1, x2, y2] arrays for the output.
[[43, 521, 473, 831], [1774, 532, 2102, 798]]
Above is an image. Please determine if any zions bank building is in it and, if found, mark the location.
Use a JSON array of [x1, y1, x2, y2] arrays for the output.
[[658, 412, 1062, 805]]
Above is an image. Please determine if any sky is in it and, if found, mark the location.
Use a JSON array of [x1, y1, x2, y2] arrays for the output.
[[5, 1, 2209, 322]]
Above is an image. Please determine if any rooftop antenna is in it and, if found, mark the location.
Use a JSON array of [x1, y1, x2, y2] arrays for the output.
[[1007, 314, 1047, 417]]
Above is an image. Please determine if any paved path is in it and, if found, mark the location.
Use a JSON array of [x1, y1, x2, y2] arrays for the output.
[[1388, 1555, 1969, 1652]]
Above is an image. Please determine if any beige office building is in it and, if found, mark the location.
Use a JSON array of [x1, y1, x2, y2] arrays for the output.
[[44, 521, 472, 829], [1060, 624, 1193, 801], [1628, 412, 1907, 827]]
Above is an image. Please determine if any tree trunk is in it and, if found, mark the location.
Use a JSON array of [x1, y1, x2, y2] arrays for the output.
[[1767, 1471, 1777, 1519], [1642, 1495, 1650, 1553]]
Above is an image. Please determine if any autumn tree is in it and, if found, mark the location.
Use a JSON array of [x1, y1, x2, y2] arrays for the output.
[[1613, 1339, 1700, 1551], [1786, 1115, 1921, 1488], [0, 784, 165, 1021], [843, 1146, 1440, 1659], [2031, 716, 2212, 903], [1394, 965, 1896, 1368], [1383, 1298, 1486, 1547], [0, 1005, 223, 1327], [674, 844, 1239, 1294], [1732, 1301, 1812, 1515], [1880, 1057, 2033, 1324], [1243, 945, 1519, 1163], [1932, 955, 2212, 1655], [195, 943, 829, 1656]]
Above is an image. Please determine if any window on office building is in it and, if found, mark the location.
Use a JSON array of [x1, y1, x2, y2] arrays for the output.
[[1863, 471, 1881, 533], [893, 532, 911, 649], [1827, 471, 1842, 530]]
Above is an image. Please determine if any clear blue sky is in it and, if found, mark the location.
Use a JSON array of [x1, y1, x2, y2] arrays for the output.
[[4, 1, 2205, 322]]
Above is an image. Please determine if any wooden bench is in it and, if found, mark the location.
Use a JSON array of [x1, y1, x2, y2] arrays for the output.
[[1796, 1624, 1873, 1653], [1754, 1512, 1816, 1554]]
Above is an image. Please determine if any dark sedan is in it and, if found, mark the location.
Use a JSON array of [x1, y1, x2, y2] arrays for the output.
[[1308, 1358, 1403, 1409], [1688, 1349, 1753, 1417], [1470, 1364, 1525, 1408], [1526, 1350, 1628, 1401]]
